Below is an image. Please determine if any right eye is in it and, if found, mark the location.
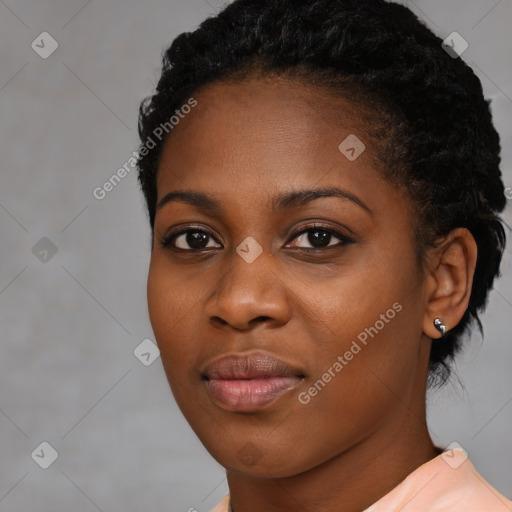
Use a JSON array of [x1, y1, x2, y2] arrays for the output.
[[160, 228, 222, 251]]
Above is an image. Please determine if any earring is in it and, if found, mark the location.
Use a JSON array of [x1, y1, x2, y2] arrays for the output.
[[433, 318, 447, 337]]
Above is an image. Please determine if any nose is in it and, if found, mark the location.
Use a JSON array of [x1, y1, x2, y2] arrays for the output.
[[205, 246, 291, 331]]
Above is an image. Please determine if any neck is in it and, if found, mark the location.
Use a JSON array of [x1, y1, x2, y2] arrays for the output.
[[226, 412, 439, 512]]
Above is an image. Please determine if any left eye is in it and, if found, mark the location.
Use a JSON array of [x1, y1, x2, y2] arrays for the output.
[[287, 227, 350, 249]]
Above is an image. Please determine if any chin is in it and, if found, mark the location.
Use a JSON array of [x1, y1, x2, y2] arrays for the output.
[[204, 441, 318, 479]]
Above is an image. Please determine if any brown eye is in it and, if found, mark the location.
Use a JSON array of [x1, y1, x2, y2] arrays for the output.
[[161, 228, 222, 250], [287, 225, 353, 250]]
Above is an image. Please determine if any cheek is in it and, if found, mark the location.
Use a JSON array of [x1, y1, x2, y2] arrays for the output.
[[147, 264, 171, 345], [265, 305, 423, 474], [147, 259, 197, 368], [293, 259, 423, 421], [147, 261, 207, 419]]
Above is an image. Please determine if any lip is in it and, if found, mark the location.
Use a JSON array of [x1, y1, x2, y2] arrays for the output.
[[202, 351, 305, 412]]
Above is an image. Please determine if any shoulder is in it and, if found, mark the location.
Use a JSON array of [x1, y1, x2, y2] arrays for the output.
[[367, 449, 512, 512], [433, 461, 512, 512]]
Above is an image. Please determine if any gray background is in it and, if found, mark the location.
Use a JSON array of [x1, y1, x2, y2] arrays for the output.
[[0, 1, 511, 511]]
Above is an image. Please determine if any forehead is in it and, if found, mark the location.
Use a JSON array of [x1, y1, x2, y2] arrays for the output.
[[156, 77, 381, 193], [173, 77, 369, 142]]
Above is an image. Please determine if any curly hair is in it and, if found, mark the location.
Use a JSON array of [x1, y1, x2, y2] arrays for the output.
[[136, 0, 508, 385]]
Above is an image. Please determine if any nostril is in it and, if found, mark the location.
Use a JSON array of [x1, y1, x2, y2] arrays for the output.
[[253, 316, 271, 323]]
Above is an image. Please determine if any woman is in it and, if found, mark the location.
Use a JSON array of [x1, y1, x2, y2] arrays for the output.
[[136, 0, 511, 510]]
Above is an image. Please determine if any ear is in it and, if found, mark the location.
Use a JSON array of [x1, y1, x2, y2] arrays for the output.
[[422, 228, 478, 340]]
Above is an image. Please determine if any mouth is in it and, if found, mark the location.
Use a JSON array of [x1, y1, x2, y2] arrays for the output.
[[201, 351, 305, 412]]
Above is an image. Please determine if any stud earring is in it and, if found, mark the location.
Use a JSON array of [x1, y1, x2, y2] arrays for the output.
[[433, 318, 447, 337]]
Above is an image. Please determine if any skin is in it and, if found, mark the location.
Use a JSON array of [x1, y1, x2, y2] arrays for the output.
[[146, 77, 478, 512]]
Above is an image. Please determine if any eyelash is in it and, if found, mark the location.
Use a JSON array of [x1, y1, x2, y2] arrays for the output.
[[159, 224, 354, 252]]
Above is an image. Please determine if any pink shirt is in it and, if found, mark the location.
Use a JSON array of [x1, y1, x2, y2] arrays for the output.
[[210, 448, 512, 511]]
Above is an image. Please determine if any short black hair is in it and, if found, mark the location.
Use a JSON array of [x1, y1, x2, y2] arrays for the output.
[[137, 0, 508, 385]]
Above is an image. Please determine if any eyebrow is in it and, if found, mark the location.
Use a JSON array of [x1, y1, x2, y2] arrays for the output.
[[156, 187, 373, 216]]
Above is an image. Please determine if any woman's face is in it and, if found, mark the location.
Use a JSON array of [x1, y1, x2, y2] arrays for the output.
[[147, 78, 432, 477]]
